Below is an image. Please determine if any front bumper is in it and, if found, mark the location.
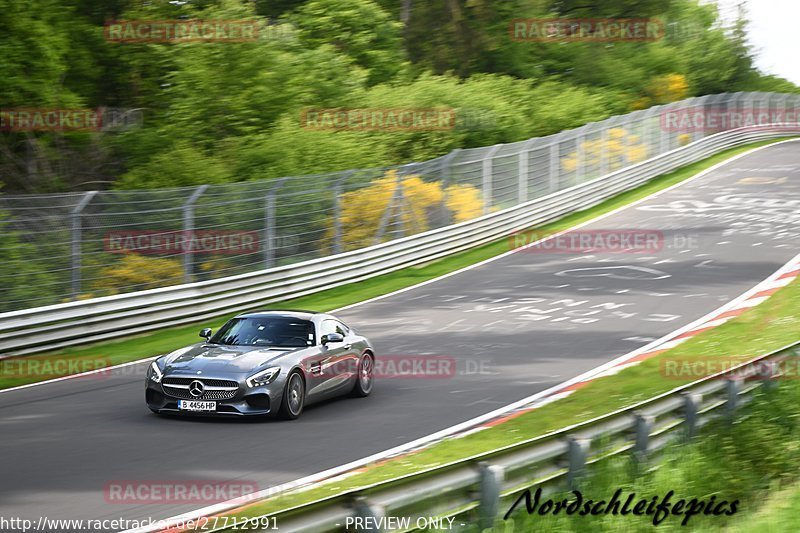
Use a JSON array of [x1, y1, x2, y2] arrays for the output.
[[145, 376, 280, 417]]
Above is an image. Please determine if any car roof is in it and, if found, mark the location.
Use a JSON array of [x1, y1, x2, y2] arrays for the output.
[[235, 309, 321, 320]]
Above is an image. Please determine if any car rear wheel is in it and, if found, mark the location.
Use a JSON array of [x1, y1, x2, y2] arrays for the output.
[[279, 371, 305, 420], [351, 352, 374, 397]]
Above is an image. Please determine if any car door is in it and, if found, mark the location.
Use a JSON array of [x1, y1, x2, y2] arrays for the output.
[[305, 319, 356, 400]]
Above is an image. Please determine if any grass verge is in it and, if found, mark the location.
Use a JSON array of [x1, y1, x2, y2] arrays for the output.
[[500, 361, 800, 532], [0, 138, 790, 391], [217, 270, 799, 521]]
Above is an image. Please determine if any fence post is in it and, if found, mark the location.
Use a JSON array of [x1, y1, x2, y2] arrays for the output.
[[477, 462, 504, 530], [517, 141, 534, 204], [682, 392, 702, 439], [264, 179, 287, 269], [549, 141, 560, 192], [439, 149, 461, 227], [351, 496, 385, 532], [395, 172, 406, 239], [70, 190, 98, 300], [600, 127, 609, 176], [373, 170, 405, 245], [182, 185, 208, 284], [575, 130, 585, 184], [660, 108, 669, 155], [482, 145, 502, 215], [332, 172, 352, 255], [567, 437, 590, 490]]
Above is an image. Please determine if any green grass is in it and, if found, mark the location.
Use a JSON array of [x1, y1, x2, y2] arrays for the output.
[[216, 265, 799, 522], [0, 138, 788, 391], [497, 370, 800, 532], [727, 482, 800, 532]]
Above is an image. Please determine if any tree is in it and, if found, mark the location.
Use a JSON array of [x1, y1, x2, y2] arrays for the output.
[[291, 0, 405, 85]]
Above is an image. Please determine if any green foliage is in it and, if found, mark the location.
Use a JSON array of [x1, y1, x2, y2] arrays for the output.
[[0, 212, 60, 312], [290, 0, 405, 85], [115, 138, 232, 188], [0, 0, 798, 194]]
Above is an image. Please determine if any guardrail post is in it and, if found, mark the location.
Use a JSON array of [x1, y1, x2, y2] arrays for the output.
[[682, 392, 702, 439], [477, 462, 504, 530], [482, 145, 502, 215], [726, 377, 743, 420], [182, 185, 208, 283], [264, 179, 287, 268], [351, 496, 385, 532], [70, 190, 98, 300], [757, 359, 778, 392], [567, 437, 590, 490], [633, 413, 654, 461]]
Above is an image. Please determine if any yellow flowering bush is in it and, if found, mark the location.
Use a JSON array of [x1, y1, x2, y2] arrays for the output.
[[89, 254, 184, 296], [561, 127, 648, 174], [330, 170, 483, 251]]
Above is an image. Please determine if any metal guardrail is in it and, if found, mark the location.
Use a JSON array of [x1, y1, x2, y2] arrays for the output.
[[1, 124, 798, 355], [200, 340, 800, 533]]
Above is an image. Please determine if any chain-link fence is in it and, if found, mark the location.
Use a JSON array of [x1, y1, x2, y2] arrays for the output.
[[2, 92, 799, 313]]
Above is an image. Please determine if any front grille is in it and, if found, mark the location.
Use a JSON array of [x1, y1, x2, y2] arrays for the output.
[[161, 377, 239, 401]]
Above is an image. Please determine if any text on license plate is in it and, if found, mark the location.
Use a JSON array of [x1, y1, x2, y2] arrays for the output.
[[178, 400, 216, 412]]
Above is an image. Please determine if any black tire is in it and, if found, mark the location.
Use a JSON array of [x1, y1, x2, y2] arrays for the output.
[[351, 352, 374, 398], [278, 371, 306, 420]]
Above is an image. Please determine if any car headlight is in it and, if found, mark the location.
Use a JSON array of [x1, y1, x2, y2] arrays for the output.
[[148, 361, 164, 383], [246, 366, 280, 388]]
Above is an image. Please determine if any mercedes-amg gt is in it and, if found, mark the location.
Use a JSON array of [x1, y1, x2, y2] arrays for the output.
[[145, 310, 374, 419]]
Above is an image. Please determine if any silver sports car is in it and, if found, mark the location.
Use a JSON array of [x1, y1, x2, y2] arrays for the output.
[[145, 310, 375, 419]]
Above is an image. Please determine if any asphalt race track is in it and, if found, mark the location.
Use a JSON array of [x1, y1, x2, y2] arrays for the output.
[[2, 141, 800, 529]]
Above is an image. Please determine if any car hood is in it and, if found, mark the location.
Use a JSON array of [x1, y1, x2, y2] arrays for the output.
[[161, 343, 305, 376]]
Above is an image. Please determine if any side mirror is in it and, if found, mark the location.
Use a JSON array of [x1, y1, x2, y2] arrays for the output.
[[321, 332, 344, 345], [199, 328, 212, 340]]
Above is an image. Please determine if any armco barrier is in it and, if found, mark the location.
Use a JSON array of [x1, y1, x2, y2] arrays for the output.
[[159, 340, 797, 533], [0, 124, 798, 356]]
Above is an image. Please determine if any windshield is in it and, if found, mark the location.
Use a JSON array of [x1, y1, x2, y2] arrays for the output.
[[210, 317, 315, 348]]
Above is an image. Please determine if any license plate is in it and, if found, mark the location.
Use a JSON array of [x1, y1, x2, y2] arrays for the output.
[[178, 400, 216, 412]]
